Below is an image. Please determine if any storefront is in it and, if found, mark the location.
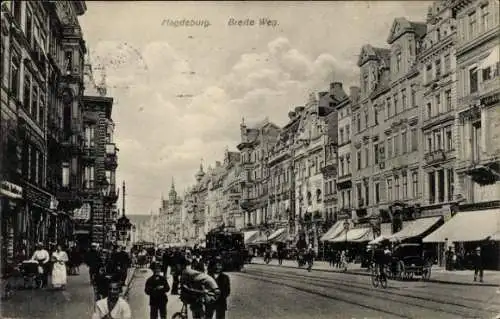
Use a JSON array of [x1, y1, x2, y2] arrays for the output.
[[1, 181, 23, 271], [423, 208, 500, 269], [22, 182, 56, 254]]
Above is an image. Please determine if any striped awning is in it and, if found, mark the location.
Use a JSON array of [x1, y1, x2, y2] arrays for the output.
[[423, 210, 499, 243], [330, 227, 373, 243], [269, 228, 288, 243], [391, 216, 442, 242], [320, 221, 345, 242], [244, 230, 259, 243]]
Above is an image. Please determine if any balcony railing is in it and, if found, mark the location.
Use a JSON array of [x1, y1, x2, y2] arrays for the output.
[[424, 149, 446, 165], [105, 143, 117, 156], [31, 40, 47, 78]]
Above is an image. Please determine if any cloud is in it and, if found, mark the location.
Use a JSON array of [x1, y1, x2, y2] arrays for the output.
[[80, 2, 429, 214], [90, 36, 357, 212]]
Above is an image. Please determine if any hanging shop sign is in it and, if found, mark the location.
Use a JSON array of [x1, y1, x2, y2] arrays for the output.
[[0, 181, 23, 199], [24, 183, 51, 208], [73, 203, 91, 221], [50, 197, 59, 210]]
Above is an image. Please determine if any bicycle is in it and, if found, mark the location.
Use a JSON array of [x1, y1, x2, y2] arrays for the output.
[[371, 264, 388, 289], [171, 301, 188, 319]]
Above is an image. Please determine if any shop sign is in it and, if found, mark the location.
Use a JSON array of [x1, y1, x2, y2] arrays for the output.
[[24, 183, 51, 208], [50, 197, 59, 210], [73, 203, 91, 221], [0, 181, 23, 199], [481, 93, 500, 106]]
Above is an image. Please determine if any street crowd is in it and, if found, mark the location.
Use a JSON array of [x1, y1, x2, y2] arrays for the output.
[[87, 244, 231, 319]]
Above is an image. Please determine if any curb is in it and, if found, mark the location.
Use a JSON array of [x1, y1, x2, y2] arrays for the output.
[[122, 267, 137, 298], [251, 262, 500, 287]]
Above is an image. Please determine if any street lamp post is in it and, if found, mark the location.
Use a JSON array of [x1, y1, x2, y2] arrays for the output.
[[99, 180, 110, 248], [343, 219, 350, 250]]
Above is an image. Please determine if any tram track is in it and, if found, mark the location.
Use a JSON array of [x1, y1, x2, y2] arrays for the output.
[[236, 267, 498, 319], [248, 265, 500, 309]]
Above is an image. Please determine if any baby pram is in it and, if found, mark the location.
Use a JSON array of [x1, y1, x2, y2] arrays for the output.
[[21, 260, 43, 289]]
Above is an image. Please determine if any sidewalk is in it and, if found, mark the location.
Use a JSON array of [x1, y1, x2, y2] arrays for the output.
[[251, 257, 500, 287], [1, 266, 95, 319], [1, 265, 137, 319]]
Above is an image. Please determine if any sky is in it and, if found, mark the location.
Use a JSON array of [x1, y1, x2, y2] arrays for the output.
[[78, 1, 431, 215]]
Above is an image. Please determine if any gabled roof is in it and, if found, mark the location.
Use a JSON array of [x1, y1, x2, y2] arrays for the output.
[[387, 17, 427, 44], [357, 44, 390, 67]]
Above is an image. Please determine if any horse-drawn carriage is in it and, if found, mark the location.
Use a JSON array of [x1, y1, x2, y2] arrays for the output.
[[388, 243, 432, 281]]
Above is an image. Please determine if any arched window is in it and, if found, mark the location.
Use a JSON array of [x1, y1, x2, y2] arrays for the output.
[[316, 189, 322, 202]]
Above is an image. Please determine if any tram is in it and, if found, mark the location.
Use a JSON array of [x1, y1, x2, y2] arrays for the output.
[[205, 225, 247, 271]]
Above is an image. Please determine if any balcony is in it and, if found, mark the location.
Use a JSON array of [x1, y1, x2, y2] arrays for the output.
[[60, 136, 83, 155], [104, 143, 118, 169], [424, 149, 446, 165], [240, 198, 257, 211], [30, 40, 47, 78], [463, 154, 500, 186], [81, 146, 97, 162], [103, 187, 119, 204]]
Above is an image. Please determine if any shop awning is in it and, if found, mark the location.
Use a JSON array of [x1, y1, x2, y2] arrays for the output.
[[423, 209, 500, 243], [320, 221, 345, 242], [390, 216, 442, 242], [329, 227, 373, 243], [243, 230, 259, 243], [270, 229, 288, 243], [369, 223, 392, 245], [268, 228, 287, 243], [247, 231, 268, 245]]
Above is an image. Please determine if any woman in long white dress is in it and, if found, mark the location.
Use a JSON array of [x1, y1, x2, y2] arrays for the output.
[[51, 245, 69, 289]]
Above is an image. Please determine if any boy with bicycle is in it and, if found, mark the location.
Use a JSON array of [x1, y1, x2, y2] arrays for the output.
[[179, 254, 220, 319]]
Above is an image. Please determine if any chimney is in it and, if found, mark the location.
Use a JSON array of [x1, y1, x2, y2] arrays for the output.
[[288, 111, 296, 120], [349, 86, 360, 101], [216, 161, 221, 167], [330, 82, 343, 91]]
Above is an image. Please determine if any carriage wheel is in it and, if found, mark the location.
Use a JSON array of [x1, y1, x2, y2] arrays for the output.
[[397, 261, 405, 280], [422, 263, 432, 281]]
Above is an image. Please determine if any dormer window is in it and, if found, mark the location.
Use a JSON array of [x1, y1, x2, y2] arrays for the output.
[[396, 51, 402, 73], [363, 73, 369, 95]]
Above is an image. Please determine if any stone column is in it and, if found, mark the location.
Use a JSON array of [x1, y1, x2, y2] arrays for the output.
[[480, 108, 487, 154], [435, 171, 439, 203], [443, 168, 448, 202]]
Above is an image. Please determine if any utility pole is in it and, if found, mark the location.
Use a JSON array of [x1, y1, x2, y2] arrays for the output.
[[122, 180, 126, 217]]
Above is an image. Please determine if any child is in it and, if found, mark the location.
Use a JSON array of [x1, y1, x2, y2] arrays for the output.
[[145, 262, 170, 319]]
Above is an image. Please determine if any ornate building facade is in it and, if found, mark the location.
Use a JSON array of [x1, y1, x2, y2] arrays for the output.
[[1, 1, 89, 267], [205, 162, 226, 233], [292, 93, 335, 251], [418, 1, 459, 219], [221, 150, 243, 228], [81, 62, 119, 247], [268, 111, 300, 239], [353, 18, 427, 235], [238, 118, 280, 228], [453, 0, 500, 207], [159, 179, 183, 243]]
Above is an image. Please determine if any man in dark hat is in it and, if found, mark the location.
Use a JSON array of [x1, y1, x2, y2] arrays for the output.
[[207, 256, 231, 319], [145, 262, 170, 319], [180, 254, 220, 319], [473, 246, 484, 282]]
